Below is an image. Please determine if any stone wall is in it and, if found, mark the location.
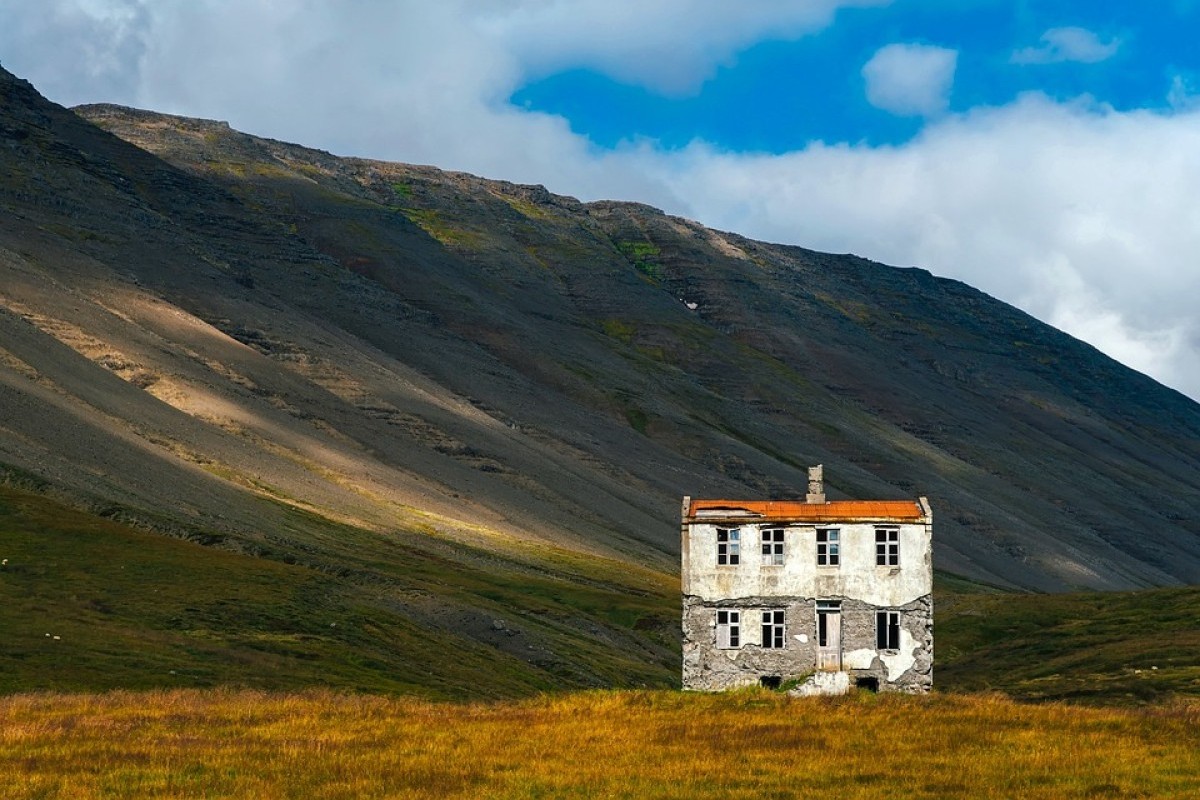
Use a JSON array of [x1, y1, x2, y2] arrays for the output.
[[682, 594, 932, 693]]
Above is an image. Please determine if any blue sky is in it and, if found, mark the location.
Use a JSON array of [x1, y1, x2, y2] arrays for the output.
[[512, 0, 1195, 152], [2, 1, 1200, 400]]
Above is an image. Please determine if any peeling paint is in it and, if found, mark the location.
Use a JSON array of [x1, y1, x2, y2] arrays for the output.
[[681, 478, 933, 695]]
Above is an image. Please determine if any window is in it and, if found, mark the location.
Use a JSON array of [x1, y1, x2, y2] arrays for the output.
[[876, 527, 899, 566], [716, 610, 740, 648], [761, 609, 785, 649], [876, 611, 900, 651], [761, 528, 784, 566], [717, 528, 740, 565], [816, 528, 840, 566]]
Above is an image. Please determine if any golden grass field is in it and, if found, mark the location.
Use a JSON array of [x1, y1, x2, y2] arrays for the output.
[[4, 689, 1199, 799]]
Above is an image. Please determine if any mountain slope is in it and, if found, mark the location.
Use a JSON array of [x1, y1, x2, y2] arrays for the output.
[[73, 97, 1200, 591], [1, 61, 1199, 618], [1, 67, 682, 692]]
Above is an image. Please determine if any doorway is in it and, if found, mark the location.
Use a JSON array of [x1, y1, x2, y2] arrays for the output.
[[816, 601, 842, 671]]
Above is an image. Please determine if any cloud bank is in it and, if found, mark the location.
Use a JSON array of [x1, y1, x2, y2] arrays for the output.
[[487, 0, 889, 95], [2, 1, 1199, 400]]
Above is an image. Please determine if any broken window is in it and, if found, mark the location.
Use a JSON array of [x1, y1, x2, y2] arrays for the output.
[[876, 610, 900, 651], [875, 527, 899, 566], [816, 528, 840, 566], [761, 609, 785, 649], [761, 528, 784, 566], [717, 528, 740, 565], [716, 610, 741, 648]]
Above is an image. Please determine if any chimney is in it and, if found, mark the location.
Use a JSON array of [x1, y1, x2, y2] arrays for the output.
[[806, 464, 825, 504]]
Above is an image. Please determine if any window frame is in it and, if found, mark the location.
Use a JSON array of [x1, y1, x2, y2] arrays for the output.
[[717, 528, 741, 566], [761, 609, 786, 649], [875, 527, 899, 566], [760, 528, 784, 566], [716, 609, 741, 649], [816, 528, 840, 567], [876, 610, 900, 651]]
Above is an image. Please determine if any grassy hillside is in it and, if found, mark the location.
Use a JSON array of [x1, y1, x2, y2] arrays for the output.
[[6, 479, 1200, 706], [936, 583, 1200, 704], [6, 689, 1199, 799], [0, 485, 676, 697]]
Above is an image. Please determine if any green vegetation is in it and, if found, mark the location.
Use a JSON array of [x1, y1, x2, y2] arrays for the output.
[[399, 207, 484, 248], [500, 195, 551, 220], [813, 290, 873, 323], [636, 343, 668, 362], [936, 583, 1200, 704], [601, 318, 637, 344], [5, 690, 1199, 799], [0, 486, 676, 698], [617, 240, 663, 280], [5, 484, 1200, 708], [624, 407, 649, 435], [290, 161, 327, 179], [208, 160, 249, 178], [250, 162, 299, 180]]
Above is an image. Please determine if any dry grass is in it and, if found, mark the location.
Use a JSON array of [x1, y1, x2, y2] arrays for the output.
[[4, 689, 1198, 799]]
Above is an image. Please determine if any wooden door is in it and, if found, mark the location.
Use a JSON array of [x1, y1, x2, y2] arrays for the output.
[[817, 603, 842, 672]]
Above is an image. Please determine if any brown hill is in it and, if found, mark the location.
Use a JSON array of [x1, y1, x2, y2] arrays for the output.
[[2, 62, 1199, 617]]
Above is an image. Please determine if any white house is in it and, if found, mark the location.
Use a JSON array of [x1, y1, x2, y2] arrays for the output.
[[681, 466, 932, 694]]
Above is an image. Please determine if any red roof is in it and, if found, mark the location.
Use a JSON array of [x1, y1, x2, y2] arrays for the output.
[[688, 499, 924, 522]]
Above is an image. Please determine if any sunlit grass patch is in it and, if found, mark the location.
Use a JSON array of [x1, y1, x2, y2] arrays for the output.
[[3, 689, 1199, 799], [0, 486, 677, 699]]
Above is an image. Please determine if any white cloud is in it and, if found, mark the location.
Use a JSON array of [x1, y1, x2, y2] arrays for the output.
[[2, 2, 1200, 400], [0, 0, 890, 104], [1012, 27, 1121, 65], [861, 43, 957, 117], [485, 0, 889, 95]]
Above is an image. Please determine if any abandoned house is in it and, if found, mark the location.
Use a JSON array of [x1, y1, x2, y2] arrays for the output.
[[681, 466, 932, 695]]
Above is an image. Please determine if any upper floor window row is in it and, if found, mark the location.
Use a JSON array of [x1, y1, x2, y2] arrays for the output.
[[713, 526, 902, 567]]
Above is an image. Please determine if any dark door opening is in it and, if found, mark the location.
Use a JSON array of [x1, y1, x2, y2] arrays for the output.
[[760, 675, 782, 690]]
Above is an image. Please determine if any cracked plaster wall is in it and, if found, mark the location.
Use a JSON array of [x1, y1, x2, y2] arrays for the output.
[[682, 514, 932, 693]]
